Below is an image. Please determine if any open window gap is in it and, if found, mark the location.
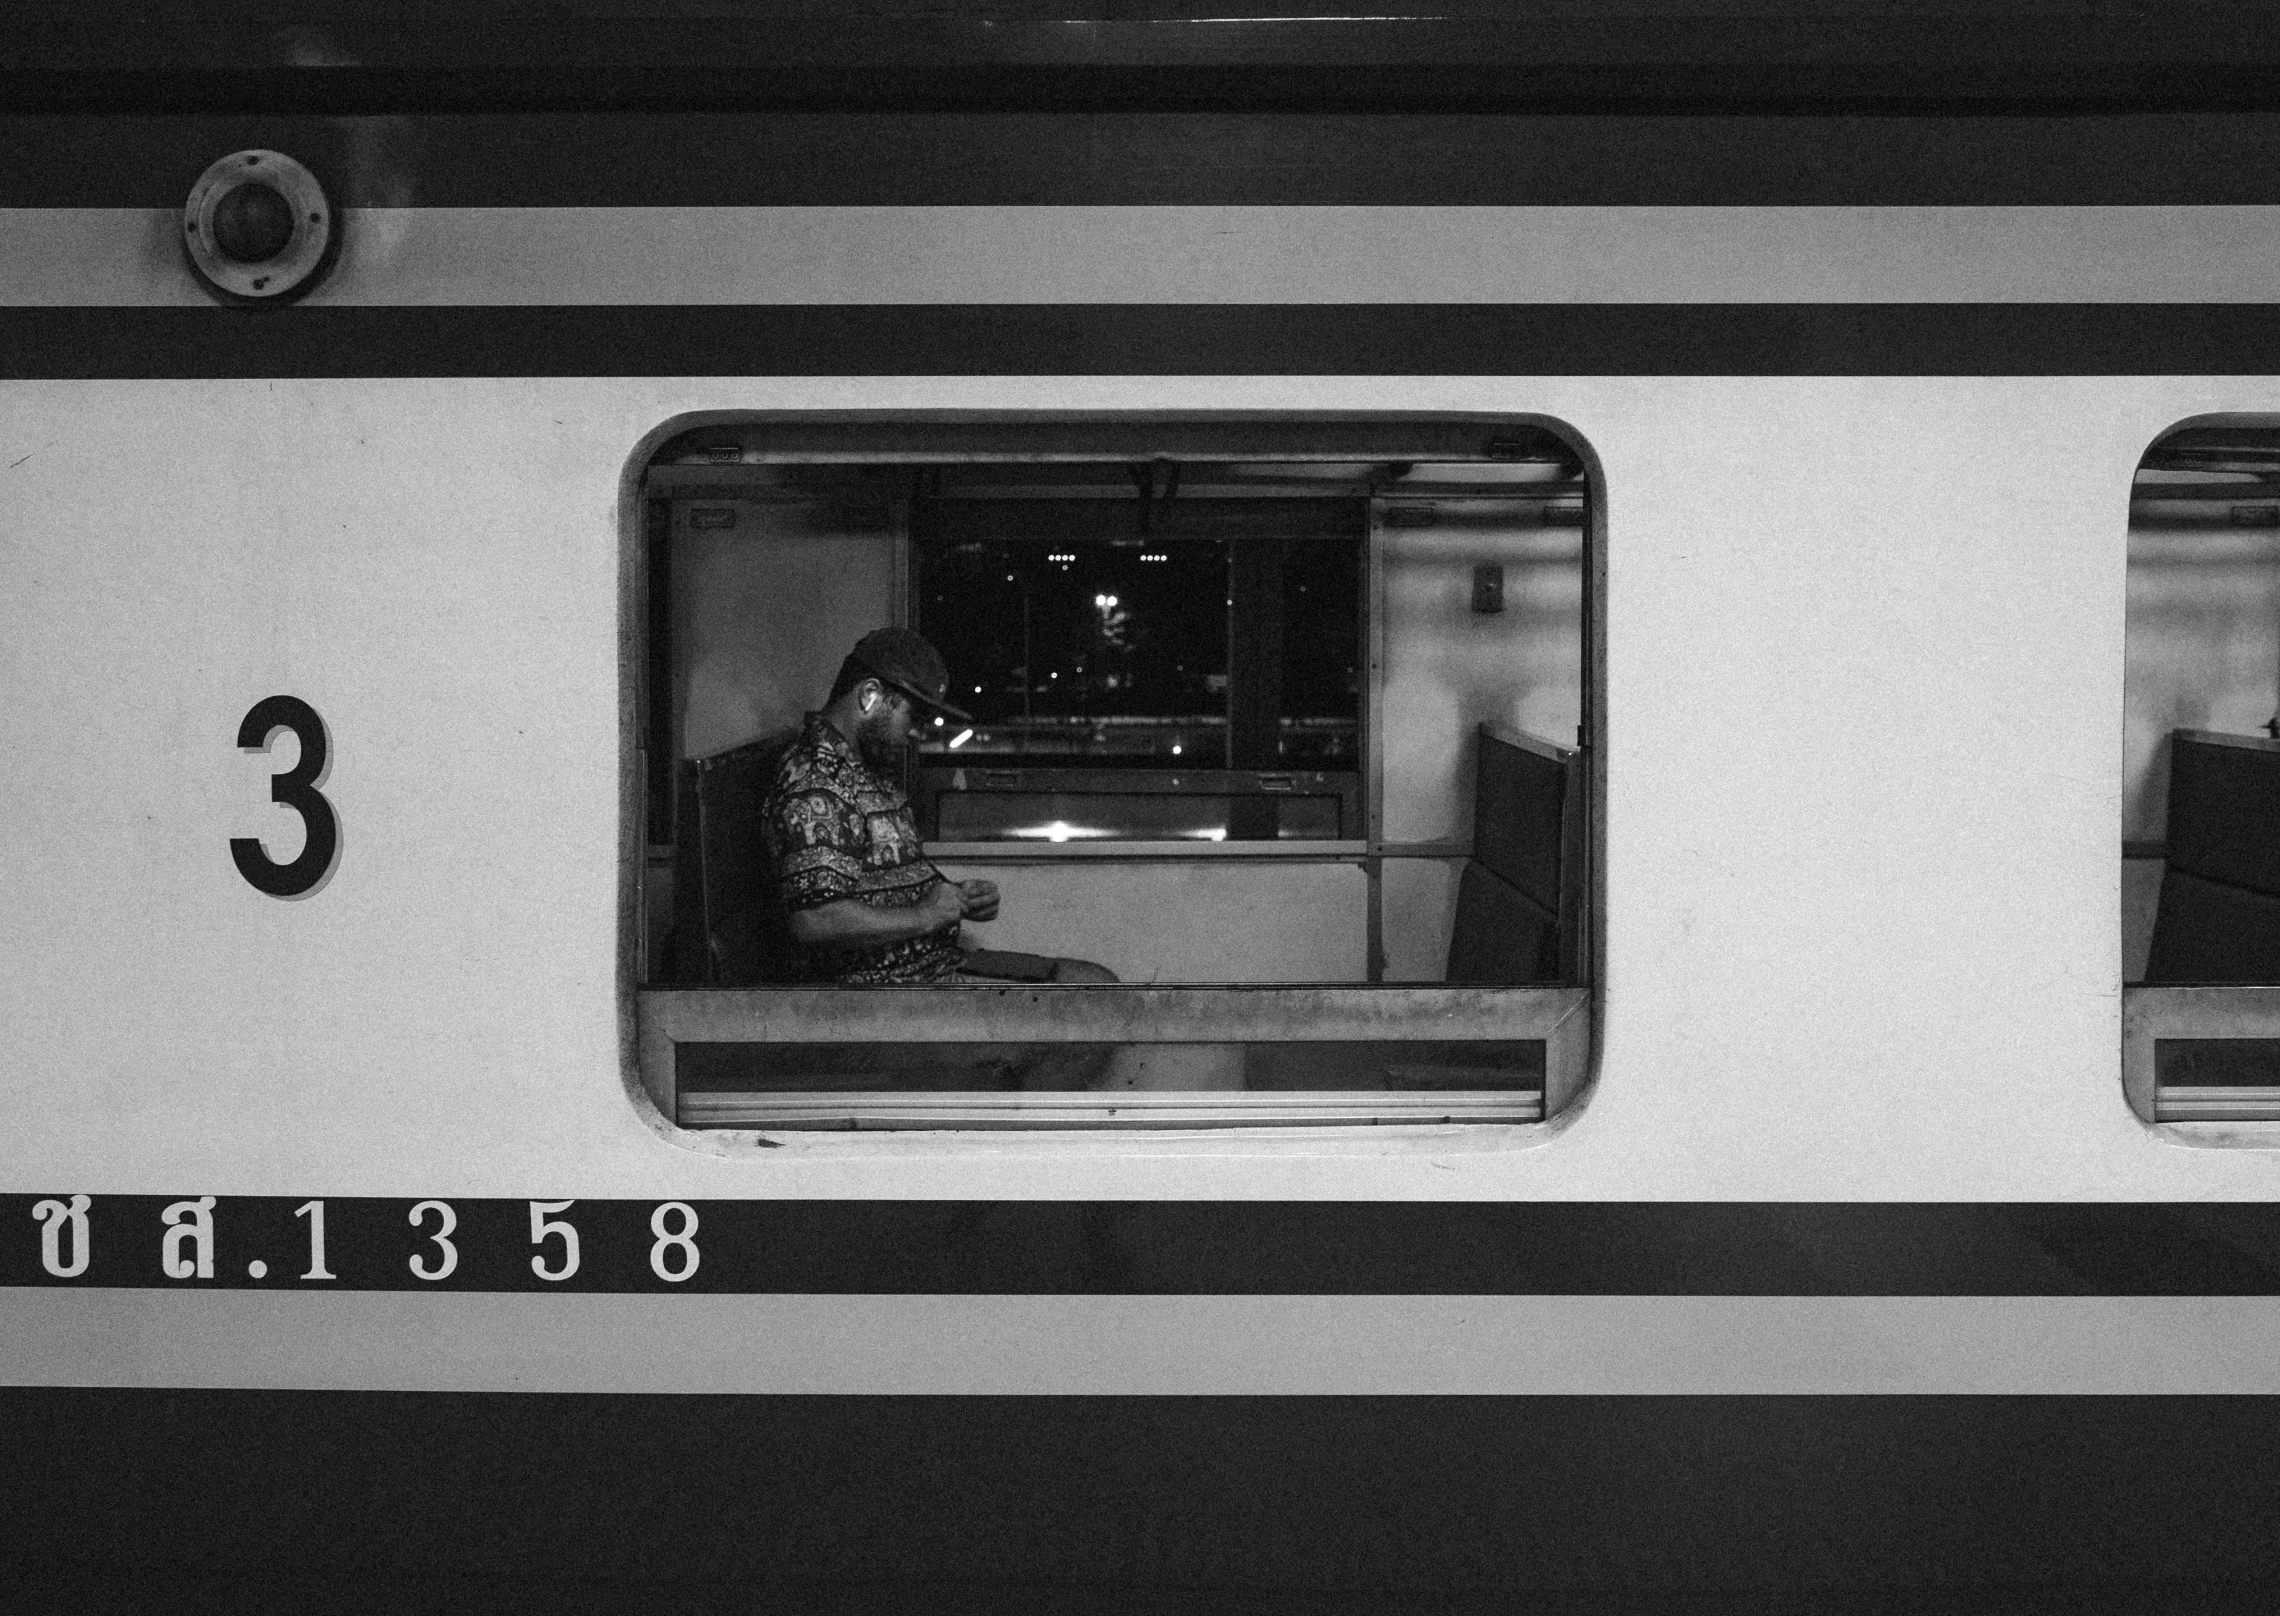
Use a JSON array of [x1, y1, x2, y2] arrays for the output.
[[627, 416, 1598, 1131], [2124, 417, 2280, 1123]]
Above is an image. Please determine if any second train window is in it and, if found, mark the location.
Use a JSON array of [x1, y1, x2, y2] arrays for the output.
[[2123, 417, 2280, 1122]]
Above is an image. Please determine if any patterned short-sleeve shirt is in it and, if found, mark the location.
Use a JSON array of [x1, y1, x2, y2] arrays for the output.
[[760, 714, 962, 984]]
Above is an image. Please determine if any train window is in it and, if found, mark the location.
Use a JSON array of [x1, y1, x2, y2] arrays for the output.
[[2123, 418, 2280, 1123], [627, 417, 1598, 1133], [909, 481, 1363, 845]]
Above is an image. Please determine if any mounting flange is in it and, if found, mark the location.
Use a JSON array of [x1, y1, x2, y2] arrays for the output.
[[182, 150, 338, 306]]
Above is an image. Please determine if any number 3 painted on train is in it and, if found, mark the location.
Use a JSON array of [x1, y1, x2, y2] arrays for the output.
[[230, 695, 339, 898]]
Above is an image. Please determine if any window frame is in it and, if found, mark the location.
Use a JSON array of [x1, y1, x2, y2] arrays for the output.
[[620, 412, 1603, 1135], [2121, 413, 2280, 1125]]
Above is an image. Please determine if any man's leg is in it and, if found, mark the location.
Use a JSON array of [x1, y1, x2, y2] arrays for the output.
[[953, 952, 1118, 986], [1046, 958, 1117, 984]]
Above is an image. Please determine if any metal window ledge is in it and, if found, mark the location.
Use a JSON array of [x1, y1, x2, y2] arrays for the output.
[[638, 984, 1588, 1133], [680, 1091, 1543, 1131], [2152, 1086, 2280, 1123], [2122, 984, 2280, 1123]]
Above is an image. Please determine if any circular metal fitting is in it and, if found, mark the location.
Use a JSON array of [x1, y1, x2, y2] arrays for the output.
[[182, 150, 337, 304]]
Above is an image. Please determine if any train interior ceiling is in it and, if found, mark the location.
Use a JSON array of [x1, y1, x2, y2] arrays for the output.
[[638, 426, 1588, 1003]]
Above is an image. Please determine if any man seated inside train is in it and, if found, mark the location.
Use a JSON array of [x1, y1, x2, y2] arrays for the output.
[[760, 627, 1119, 987]]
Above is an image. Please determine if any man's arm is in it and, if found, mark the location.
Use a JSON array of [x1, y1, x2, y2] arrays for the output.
[[786, 879, 966, 950]]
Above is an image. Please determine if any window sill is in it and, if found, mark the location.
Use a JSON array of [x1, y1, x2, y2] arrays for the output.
[[635, 983, 1588, 1134], [2122, 984, 2280, 1122], [679, 1090, 1543, 1130]]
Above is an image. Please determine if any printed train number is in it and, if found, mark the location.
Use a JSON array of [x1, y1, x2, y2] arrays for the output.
[[650, 1201, 700, 1283], [231, 695, 339, 898], [409, 1200, 458, 1281], [529, 1200, 581, 1282], [23, 1198, 710, 1284]]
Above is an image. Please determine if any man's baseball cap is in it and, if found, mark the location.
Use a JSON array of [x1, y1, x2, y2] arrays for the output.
[[850, 627, 973, 723]]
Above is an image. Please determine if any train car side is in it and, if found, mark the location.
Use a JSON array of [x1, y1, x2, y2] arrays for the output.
[[13, 31, 2280, 1606]]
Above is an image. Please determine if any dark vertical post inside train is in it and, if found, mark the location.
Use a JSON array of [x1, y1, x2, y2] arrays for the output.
[[643, 496, 673, 841], [1226, 534, 1285, 838]]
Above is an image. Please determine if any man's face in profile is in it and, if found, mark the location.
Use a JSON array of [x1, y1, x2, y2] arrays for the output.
[[853, 687, 916, 773]]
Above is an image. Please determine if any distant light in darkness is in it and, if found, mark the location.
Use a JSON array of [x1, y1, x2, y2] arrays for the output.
[[1014, 820, 1110, 842]]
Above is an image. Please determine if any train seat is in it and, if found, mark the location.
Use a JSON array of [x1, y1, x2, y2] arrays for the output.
[[671, 730, 804, 986], [2144, 728, 2280, 982], [1445, 723, 1583, 987]]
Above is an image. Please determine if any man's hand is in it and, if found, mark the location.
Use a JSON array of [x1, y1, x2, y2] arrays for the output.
[[956, 878, 1001, 923], [927, 880, 969, 927]]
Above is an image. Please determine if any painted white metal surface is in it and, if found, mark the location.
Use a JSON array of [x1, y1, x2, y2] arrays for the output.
[[0, 370, 2260, 1197]]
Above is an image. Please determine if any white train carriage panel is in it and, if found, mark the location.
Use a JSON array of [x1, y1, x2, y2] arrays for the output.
[[4, 362, 2280, 1198]]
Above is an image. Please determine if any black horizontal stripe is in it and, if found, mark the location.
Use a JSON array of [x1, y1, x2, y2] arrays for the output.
[[20, 111, 2280, 208], [14, 14, 2280, 115], [8, 304, 2280, 379], [13, 1390, 2280, 1604], [18, 1197, 2280, 1295]]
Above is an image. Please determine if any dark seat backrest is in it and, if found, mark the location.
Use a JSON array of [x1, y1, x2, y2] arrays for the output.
[[671, 729, 804, 985], [2145, 728, 2280, 983], [1446, 723, 1584, 986]]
